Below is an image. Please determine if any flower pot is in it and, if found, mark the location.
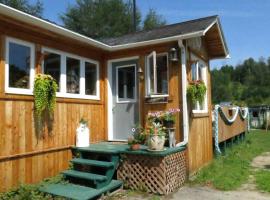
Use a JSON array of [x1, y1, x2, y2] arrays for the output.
[[76, 123, 90, 147], [130, 144, 140, 151], [148, 135, 165, 151], [163, 120, 175, 128]]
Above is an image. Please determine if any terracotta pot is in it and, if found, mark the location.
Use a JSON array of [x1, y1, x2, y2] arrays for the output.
[[148, 135, 165, 151], [130, 144, 140, 151]]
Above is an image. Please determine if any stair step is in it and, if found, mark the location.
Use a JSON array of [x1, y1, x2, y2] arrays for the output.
[[71, 158, 114, 168], [73, 144, 128, 154], [62, 170, 107, 182], [40, 180, 122, 200]]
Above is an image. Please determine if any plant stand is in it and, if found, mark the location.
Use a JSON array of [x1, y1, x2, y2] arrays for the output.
[[118, 146, 187, 195]]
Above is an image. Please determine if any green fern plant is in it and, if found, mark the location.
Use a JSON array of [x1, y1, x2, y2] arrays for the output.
[[187, 80, 207, 104], [34, 74, 58, 137]]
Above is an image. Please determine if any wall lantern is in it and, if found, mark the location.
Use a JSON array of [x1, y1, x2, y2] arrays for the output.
[[137, 66, 144, 80], [169, 47, 179, 62]]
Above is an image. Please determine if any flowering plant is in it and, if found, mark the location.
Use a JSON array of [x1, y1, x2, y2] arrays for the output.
[[147, 122, 166, 136], [162, 108, 181, 123], [128, 124, 146, 145]]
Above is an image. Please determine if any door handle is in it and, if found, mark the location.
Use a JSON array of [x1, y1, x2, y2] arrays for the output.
[[112, 105, 116, 113]]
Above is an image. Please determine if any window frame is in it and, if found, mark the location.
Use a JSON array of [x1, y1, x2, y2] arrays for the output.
[[42, 47, 100, 100], [145, 51, 169, 98], [190, 56, 208, 114], [5, 37, 35, 95], [116, 64, 137, 103]]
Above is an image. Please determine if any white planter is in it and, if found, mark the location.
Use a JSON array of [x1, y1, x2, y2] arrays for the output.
[[148, 135, 165, 151], [76, 123, 90, 147]]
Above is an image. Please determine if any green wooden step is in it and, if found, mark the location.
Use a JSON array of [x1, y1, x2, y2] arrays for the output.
[[62, 170, 107, 182], [71, 158, 114, 168], [40, 180, 122, 200]]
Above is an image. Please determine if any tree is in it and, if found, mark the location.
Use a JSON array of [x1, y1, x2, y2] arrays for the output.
[[143, 8, 166, 31], [60, 0, 141, 39], [211, 57, 270, 106], [0, 0, 43, 17]]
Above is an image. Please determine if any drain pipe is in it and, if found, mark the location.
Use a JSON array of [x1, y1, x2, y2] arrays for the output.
[[176, 40, 189, 147]]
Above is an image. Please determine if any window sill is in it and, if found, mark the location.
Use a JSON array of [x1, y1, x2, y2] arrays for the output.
[[145, 94, 169, 98], [192, 111, 209, 118]]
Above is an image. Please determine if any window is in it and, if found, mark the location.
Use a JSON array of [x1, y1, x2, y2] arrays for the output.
[[85, 62, 98, 96], [43, 52, 61, 91], [42, 47, 100, 100], [66, 57, 80, 94], [116, 65, 136, 102], [190, 56, 208, 113], [5, 37, 35, 94], [146, 51, 169, 97]]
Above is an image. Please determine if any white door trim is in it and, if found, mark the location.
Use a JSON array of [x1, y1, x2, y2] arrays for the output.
[[107, 56, 139, 141]]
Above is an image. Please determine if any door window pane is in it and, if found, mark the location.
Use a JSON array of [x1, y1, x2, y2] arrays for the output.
[[156, 55, 168, 94], [117, 66, 135, 100], [66, 57, 80, 94], [85, 62, 97, 95], [8, 42, 31, 88], [43, 52, 60, 91]]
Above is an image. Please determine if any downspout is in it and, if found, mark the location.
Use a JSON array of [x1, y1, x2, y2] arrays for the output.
[[176, 40, 189, 147]]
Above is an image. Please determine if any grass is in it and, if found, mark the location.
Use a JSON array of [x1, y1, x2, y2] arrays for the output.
[[255, 170, 270, 193], [191, 130, 270, 191], [0, 175, 66, 200]]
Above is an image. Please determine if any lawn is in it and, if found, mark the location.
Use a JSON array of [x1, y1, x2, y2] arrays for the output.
[[192, 129, 270, 191]]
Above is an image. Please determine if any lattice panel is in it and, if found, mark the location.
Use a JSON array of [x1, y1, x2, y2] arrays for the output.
[[117, 151, 187, 195]]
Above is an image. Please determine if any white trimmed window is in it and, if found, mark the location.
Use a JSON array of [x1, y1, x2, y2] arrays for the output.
[[5, 37, 35, 95], [42, 47, 100, 100], [190, 55, 208, 113], [146, 51, 169, 97]]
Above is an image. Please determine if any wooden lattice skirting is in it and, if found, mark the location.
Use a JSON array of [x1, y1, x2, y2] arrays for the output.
[[117, 150, 187, 195]]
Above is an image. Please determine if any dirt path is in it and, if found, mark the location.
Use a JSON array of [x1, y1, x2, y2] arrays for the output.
[[106, 152, 270, 200]]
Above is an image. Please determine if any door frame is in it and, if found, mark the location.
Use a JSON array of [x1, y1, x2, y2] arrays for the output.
[[107, 56, 139, 141]]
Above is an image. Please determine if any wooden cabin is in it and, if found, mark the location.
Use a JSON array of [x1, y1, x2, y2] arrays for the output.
[[0, 4, 229, 192]]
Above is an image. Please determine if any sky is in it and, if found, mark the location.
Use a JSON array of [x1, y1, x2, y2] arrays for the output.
[[32, 0, 270, 69]]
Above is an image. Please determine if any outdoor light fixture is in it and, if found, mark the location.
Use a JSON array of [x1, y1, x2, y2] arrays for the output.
[[169, 47, 179, 62], [137, 67, 143, 74]]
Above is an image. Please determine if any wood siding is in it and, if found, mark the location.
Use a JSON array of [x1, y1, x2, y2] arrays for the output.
[[218, 107, 248, 142], [186, 40, 213, 173], [0, 19, 107, 192]]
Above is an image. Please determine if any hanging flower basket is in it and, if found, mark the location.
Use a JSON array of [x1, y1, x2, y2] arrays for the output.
[[187, 80, 207, 104]]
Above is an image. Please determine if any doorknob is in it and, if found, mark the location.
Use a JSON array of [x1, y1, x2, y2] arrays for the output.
[[112, 105, 116, 113]]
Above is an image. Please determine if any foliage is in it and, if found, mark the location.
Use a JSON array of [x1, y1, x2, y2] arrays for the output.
[[255, 170, 270, 192], [60, 0, 141, 39], [147, 108, 180, 124], [79, 118, 88, 126], [0, 0, 43, 17], [211, 57, 270, 106], [0, 175, 66, 200], [187, 80, 207, 104], [33, 74, 58, 138], [191, 130, 270, 190], [143, 8, 166, 31], [128, 124, 146, 145], [60, 0, 167, 39], [34, 74, 58, 117], [147, 122, 166, 137]]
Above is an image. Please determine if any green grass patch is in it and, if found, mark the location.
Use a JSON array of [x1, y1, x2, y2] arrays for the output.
[[255, 170, 270, 193], [192, 130, 270, 191], [0, 175, 66, 200]]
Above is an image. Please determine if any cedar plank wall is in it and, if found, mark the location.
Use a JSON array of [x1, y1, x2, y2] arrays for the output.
[[0, 17, 107, 192], [218, 107, 247, 142], [186, 38, 213, 173], [105, 42, 183, 143]]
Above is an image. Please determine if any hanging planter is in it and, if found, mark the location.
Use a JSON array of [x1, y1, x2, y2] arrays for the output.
[[34, 74, 58, 138], [187, 80, 207, 104]]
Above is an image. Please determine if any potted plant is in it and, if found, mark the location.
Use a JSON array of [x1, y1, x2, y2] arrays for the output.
[[161, 108, 180, 128], [147, 122, 166, 151], [147, 111, 163, 124], [128, 124, 146, 151], [187, 80, 207, 105]]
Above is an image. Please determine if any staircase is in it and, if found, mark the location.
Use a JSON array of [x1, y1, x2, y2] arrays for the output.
[[40, 144, 126, 200]]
